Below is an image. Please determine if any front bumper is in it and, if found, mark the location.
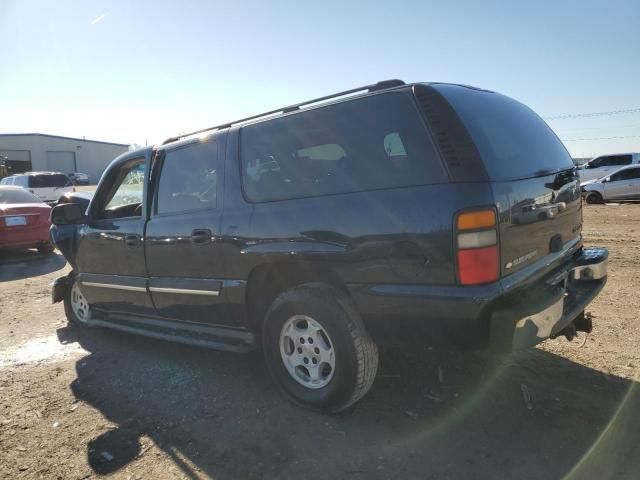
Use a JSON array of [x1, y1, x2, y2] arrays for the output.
[[52, 273, 74, 303], [491, 247, 608, 351]]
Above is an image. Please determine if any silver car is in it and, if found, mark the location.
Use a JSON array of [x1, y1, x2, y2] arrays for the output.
[[578, 153, 640, 182], [581, 164, 640, 203]]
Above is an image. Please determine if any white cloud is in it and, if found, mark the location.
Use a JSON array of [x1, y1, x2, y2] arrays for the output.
[[90, 13, 109, 25]]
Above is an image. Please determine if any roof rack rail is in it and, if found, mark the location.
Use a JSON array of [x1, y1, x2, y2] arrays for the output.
[[161, 79, 405, 145]]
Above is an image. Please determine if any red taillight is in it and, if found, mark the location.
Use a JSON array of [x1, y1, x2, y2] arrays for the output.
[[456, 208, 499, 285], [457, 246, 499, 284]]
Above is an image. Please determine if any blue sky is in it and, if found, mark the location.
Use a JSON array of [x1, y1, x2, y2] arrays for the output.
[[2, 0, 639, 157]]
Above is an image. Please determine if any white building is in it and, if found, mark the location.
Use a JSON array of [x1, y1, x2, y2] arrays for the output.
[[0, 133, 129, 184]]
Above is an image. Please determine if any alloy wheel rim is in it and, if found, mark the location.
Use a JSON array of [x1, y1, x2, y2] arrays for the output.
[[279, 315, 335, 389]]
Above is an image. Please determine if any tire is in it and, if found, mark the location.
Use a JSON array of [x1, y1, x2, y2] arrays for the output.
[[585, 192, 604, 204], [262, 283, 378, 412], [64, 277, 91, 327], [37, 242, 55, 254]]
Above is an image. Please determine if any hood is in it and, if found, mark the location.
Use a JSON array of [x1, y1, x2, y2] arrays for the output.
[[580, 179, 598, 187]]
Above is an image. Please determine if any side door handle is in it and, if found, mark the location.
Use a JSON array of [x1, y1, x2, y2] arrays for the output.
[[191, 229, 212, 245], [125, 234, 141, 247]]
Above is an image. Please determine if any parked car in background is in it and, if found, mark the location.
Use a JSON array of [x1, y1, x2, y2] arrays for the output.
[[0, 172, 75, 204], [67, 172, 90, 185], [57, 190, 94, 212], [50, 80, 608, 412], [581, 164, 640, 203], [0, 186, 54, 253], [577, 153, 640, 182]]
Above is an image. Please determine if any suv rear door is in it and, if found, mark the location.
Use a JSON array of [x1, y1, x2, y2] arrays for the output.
[[433, 84, 582, 280], [144, 136, 230, 325]]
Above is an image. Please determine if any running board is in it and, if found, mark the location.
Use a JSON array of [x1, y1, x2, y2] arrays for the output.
[[86, 313, 257, 352]]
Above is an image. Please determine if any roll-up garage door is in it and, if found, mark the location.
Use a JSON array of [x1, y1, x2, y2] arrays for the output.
[[0, 149, 32, 174], [46, 151, 76, 174]]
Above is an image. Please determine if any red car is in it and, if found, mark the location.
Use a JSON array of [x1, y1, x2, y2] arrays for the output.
[[0, 186, 54, 253]]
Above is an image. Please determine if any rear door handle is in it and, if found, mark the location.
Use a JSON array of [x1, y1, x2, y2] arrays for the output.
[[191, 229, 212, 245], [125, 234, 141, 247]]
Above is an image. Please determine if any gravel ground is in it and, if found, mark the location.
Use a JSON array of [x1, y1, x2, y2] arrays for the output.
[[0, 204, 638, 480]]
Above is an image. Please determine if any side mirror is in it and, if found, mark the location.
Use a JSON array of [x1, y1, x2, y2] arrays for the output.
[[602, 177, 610, 183], [51, 203, 85, 225]]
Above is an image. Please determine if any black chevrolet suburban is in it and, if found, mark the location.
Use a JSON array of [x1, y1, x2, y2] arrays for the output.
[[50, 80, 608, 412]]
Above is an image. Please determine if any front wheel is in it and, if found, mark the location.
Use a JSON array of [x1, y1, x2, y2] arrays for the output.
[[262, 284, 378, 412], [64, 278, 91, 326], [585, 192, 604, 204]]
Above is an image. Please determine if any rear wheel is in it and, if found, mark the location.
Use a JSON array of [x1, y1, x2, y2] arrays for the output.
[[262, 284, 378, 412], [64, 278, 91, 326], [585, 192, 604, 204]]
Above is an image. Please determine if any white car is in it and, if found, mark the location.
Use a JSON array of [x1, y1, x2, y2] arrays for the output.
[[67, 172, 90, 185], [0, 172, 75, 204], [578, 153, 640, 182], [581, 164, 640, 203]]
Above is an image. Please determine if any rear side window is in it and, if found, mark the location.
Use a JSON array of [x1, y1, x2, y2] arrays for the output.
[[29, 174, 71, 188], [240, 92, 446, 202], [591, 155, 632, 168], [155, 141, 218, 214], [434, 85, 574, 180]]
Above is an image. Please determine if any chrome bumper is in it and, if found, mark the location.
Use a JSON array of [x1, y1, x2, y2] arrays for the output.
[[511, 248, 608, 350]]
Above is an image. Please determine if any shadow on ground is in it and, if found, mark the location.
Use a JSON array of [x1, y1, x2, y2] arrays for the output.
[[57, 325, 640, 480], [0, 250, 66, 281]]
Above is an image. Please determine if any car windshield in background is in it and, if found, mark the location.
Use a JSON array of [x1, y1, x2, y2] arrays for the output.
[[29, 174, 72, 188], [0, 187, 42, 204], [434, 84, 575, 180]]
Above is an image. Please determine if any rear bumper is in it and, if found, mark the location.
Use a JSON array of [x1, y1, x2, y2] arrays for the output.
[[0, 226, 51, 249], [348, 247, 608, 351], [497, 247, 607, 351]]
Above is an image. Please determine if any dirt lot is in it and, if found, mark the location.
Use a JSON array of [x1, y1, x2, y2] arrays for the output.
[[1, 204, 639, 480]]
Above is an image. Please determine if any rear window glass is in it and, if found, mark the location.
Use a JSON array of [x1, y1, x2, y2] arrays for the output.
[[12, 176, 28, 187], [240, 92, 446, 202], [0, 188, 41, 203], [29, 174, 71, 188], [434, 85, 574, 180]]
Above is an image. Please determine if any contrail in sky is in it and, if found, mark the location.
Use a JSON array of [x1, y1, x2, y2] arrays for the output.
[[90, 13, 109, 25]]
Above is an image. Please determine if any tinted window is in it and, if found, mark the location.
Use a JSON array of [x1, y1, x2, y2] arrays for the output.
[[0, 188, 41, 203], [29, 174, 71, 188], [610, 168, 640, 181], [596, 155, 633, 167], [435, 85, 574, 180], [241, 93, 446, 202], [156, 141, 217, 214]]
